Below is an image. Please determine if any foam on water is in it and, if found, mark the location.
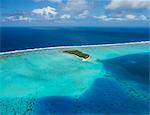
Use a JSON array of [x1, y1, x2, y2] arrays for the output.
[[0, 41, 149, 55]]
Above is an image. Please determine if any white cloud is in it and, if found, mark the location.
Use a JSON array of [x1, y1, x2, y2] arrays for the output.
[[32, 6, 58, 16], [105, 0, 150, 10], [125, 14, 136, 20], [94, 14, 148, 22], [5, 16, 16, 21], [63, 0, 88, 13], [139, 15, 147, 20], [33, 0, 62, 3], [60, 14, 71, 19], [18, 16, 32, 21], [77, 10, 89, 19], [59, 10, 89, 20], [5, 16, 32, 22], [125, 14, 148, 21], [94, 15, 113, 21], [49, 0, 62, 3]]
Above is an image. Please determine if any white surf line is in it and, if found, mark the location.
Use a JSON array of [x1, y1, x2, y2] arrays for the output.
[[0, 41, 150, 55]]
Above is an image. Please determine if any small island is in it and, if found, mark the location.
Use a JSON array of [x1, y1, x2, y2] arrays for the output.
[[63, 49, 91, 60]]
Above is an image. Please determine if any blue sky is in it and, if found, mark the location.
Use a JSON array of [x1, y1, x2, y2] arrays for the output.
[[1, 0, 150, 26]]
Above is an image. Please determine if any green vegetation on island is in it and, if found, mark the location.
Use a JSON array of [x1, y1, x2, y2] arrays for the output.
[[63, 49, 90, 60]]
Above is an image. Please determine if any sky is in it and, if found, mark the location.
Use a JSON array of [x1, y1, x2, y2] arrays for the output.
[[0, 0, 150, 27]]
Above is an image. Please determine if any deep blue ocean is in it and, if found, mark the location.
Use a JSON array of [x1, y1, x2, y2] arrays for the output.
[[0, 27, 149, 52]]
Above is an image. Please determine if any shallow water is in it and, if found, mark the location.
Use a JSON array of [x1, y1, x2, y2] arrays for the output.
[[0, 42, 150, 114]]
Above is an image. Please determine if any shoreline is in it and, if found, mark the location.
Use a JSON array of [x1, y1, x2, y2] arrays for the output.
[[82, 56, 91, 61], [0, 41, 150, 55]]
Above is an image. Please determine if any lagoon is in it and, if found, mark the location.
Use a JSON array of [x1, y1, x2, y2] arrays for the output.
[[0, 41, 150, 114]]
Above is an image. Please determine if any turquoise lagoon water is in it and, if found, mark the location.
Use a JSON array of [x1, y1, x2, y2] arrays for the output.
[[0, 42, 150, 114]]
